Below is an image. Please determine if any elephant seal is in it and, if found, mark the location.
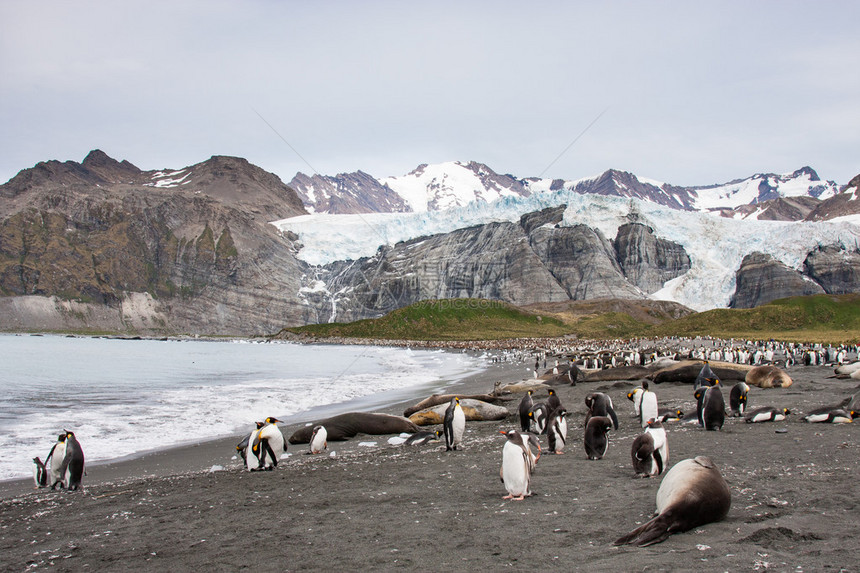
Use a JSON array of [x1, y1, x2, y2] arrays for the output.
[[745, 365, 793, 388], [409, 399, 510, 426], [582, 365, 652, 382], [288, 412, 419, 444], [403, 393, 505, 417], [615, 456, 731, 546], [651, 360, 751, 384], [495, 381, 552, 395]]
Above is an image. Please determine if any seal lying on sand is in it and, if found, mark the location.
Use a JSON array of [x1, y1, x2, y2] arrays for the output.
[[650, 360, 751, 384], [403, 393, 506, 417], [745, 365, 793, 388], [615, 456, 731, 546], [288, 413, 419, 444], [409, 399, 510, 426], [582, 365, 652, 382]]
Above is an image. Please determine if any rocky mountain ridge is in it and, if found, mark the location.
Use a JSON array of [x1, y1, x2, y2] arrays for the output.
[[289, 161, 843, 219], [1, 151, 858, 335]]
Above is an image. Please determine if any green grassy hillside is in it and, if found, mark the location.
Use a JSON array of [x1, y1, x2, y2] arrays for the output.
[[278, 299, 569, 340], [278, 294, 860, 344]]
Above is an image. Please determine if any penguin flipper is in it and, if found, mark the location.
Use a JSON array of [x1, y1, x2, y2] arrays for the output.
[[608, 407, 619, 430], [653, 450, 663, 475], [264, 441, 277, 467]]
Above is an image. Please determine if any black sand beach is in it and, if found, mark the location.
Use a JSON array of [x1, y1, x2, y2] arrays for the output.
[[1, 357, 859, 572]]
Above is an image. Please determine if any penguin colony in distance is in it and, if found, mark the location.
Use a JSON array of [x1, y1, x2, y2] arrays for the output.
[[443, 397, 466, 451]]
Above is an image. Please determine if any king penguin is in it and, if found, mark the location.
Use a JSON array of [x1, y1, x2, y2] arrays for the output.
[[500, 430, 532, 500], [444, 397, 466, 451], [585, 392, 619, 430], [547, 408, 569, 454], [45, 432, 67, 490], [404, 430, 442, 445], [546, 388, 562, 416], [518, 390, 534, 432], [638, 382, 659, 428], [247, 417, 287, 470], [729, 382, 750, 417], [59, 431, 85, 491], [584, 416, 612, 460], [701, 381, 726, 431], [744, 406, 790, 423]]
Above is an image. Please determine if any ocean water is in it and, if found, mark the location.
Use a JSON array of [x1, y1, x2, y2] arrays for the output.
[[0, 334, 486, 481]]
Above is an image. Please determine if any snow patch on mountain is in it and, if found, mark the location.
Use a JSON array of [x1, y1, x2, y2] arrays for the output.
[[380, 161, 528, 212], [689, 168, 838, 210], [272, 191, 860, 311]]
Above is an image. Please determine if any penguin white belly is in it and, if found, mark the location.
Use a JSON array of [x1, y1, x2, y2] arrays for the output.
[[310, 426, 328, 454], [648, 427, 668, 471], [502, 441, 530, 498], [245, 428, 263, 470], [804, 413, 830, 423], [259, 424, 286, 464], [49, 442, 66, 487], [640, 392, 658, 427], [452, 407, 465, 445]]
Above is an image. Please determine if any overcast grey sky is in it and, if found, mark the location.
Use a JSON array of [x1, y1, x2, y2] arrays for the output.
[[2, 1, 858, 188]]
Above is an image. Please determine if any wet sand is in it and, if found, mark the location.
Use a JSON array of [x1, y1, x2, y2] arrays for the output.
[[1, 361, 859, 572]]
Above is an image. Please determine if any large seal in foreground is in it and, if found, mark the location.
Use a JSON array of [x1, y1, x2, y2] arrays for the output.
[[745, 365, 793, 388], [409, 399, 510, 426], [288, 413, 419, 444], [615, 456, 731, 547]]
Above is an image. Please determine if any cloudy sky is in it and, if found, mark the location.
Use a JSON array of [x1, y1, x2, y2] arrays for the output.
[[2, 1, 858, 188]]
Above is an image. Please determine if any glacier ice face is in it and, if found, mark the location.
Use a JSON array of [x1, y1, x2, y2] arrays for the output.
[[272, 191, 860, 311]]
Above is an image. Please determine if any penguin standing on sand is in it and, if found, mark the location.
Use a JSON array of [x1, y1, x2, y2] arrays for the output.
[[500, 430, 532, 500], [59, 431, 85, 491], [699, 381, 726, 431], [236, 421, 265, 465], [518, 390, 534, 432], [744, 407, 790, 423], [45, 433, 67, 489], [638, 382, 658, 428], [529, 403, 550, 435], [584, 416, 612, 460], [729, 382, 750, 417], [32, 457, 48, 489], [309, 425, 328, 454], [627, 387, 644, 418], [247, 417, 287, 470], [444, 397, 466, 451], [547, 408, 569, 454], [404, 430, 442, 445], [694, 361, 717, 390], [631, 419, 668, 477], [546, 388, 562, 416]]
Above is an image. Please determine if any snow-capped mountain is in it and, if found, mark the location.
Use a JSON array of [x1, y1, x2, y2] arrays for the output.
[[289, 161, 841, 218]]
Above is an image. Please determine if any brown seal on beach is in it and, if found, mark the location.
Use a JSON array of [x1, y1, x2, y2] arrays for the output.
[[582, 365, 652, 382], [288, 413, 420, 444], [409, 399, 510, 426], [615, 456, 731, 546], [651, 360, 750, 384], [403, 393, 506, 417], [745, 365, 793, 388]]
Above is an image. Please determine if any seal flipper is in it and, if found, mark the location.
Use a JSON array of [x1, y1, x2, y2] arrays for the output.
[[614, 511, 675, 547]]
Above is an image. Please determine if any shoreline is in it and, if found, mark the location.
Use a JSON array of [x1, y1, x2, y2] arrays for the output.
[[0, 349, 526, 499], [2, 362, 858, 571]]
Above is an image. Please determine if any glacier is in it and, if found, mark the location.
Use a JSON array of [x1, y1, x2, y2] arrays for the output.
[[272, 191, 860, 312]]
